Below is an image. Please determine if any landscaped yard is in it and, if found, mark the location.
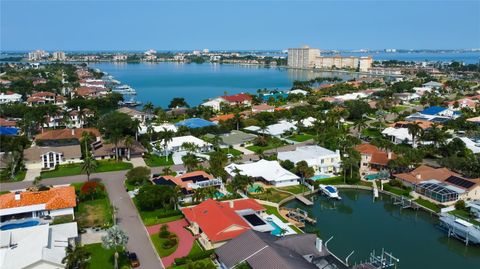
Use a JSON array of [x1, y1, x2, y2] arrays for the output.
[[278, 185, 307, 194], [144, 154, 174, 167], [168, 240, 215, 269], [40, 160, 133, 179], [246, 138, 287, 153], [84, 243, 129, 269], [151, 232, 179, 257], [287, 133, 314, 142], [448, 209, 480, 226], [133, 198, 183, 226], [219, 147, 243, 156], [361, 128, 383, 139], [72, 183, 113, 228], [263, 204, 288, 223], [383, 183, 412, 198], [168, 258, 215, 269], [250, 188, 291, 203]]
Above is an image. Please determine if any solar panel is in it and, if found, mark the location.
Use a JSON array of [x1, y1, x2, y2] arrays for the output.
[[445, 176, 475, 189]]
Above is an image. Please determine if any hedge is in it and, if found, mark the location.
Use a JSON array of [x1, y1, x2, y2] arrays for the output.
[[174, 250, 215, 265]]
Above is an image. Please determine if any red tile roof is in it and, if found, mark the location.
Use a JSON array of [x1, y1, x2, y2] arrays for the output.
[[221, 93, 252, 103], [35, 128, 100, 141], [31, 91, 55, 98], [0, 118, 16, 127], [210, 114, 235, 122], [182, 198, 265, 242], [0, 186, 76, 210], [159, 171, 215, 191], [355, 143, 396, 166]]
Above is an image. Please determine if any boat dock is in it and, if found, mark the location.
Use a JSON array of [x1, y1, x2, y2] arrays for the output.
[[295, 194, 314, 205], [282, 207, 317, 224], [391, 195, 419, 210]]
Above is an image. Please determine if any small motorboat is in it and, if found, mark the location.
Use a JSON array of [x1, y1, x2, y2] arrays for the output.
[[319, 184, 341, 200]]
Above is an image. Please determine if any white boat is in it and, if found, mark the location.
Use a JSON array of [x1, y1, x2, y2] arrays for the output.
[[319, 184, 341, 200], [112, 85, 137, 95]]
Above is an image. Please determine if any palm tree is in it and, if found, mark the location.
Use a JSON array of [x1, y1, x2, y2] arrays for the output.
[[143, 101, 154, 114], [131, 118, 141, 141], [264, 188, 273, 201], [146, 124, 154, 143], [233, 112, 242, 131], [110, 132, 123, 161], [162, 166, 173, 175], [62, 244, 91, 269], [182, 153, 199, 172], [182, 142, 199, 154], [171, 185, 184, 210], [158, 129, 175, 162], [102, 226, 129, 269], [124, 135, 134, 160], [82, 153, 98, 181], [407, 122, 423, 148], [81, 131, 92, 155], [353, 118, 368, 138], [258, 121, 268, 138]]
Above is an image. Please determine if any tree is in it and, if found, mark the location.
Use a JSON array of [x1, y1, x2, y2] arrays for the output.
[[102, 226, 129, 269], [407, 122, 423, 148], [80, 181, 104, 200], [143, 101, 154, 114], [455, 200, 466, 211], [208, 150, 228, 180], [124, 135, 134, 160], [100, 112, 133, 161], [353, 118, 368, 138], [126, 166, 151, 186], [158, 129, 175, 161], [182, 153, 200, 172], [169, 97, 189, 109], [182, 142, 199, 154], [295, 161, 315, 179], [82, 154, 98, 181], [131, 119, 141, 141], [280, 159, 295, 171], [136, 185, 174, 210], [62, 244, 90, 269], [81, 131, 92, 156], [171, 185, 184, 210]]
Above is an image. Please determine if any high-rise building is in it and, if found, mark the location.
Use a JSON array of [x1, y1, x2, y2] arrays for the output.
[[287, 46, 320, 68], [52, 51, 66, 61], [28, 50, 49, 61]]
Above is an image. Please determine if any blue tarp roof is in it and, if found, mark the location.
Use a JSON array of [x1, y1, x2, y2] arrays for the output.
[[175, 118, 217, 129], [421, 106, 446, 115], [0, 127, 19, 136]]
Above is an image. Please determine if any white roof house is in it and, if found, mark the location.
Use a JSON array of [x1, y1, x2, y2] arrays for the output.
[[201, 98, 224, 111], [0, 222, 78, 269], [225, 159, 300, 187], [139, 123, 177, 134], [449, 137, 480, 154], [381, 127, 412, 145], [0, 92, 22, 104], [295, 116, 316, 127], [289, 89, 308, 95], [277, 145, 342, 175], [243, 120, 297, 136], [151, 135, 212, 156], [334, 92, 369, 101]]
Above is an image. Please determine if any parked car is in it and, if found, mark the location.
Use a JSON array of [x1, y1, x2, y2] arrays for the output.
[[127, 252, 140, 268]]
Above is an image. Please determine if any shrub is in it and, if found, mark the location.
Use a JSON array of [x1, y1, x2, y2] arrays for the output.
[[80, 181, 105, 200], [126, 166, 151, 186], [136, 185, 174, 211], [159, 224, 170, 238], [455, 200, 466, 211], [156, 210, 182, 219], [162, 237, 177, 249], [174, 250, 215, 265]]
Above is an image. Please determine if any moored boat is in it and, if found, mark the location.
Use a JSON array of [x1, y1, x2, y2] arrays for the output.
[[319, 184, 341, 200]]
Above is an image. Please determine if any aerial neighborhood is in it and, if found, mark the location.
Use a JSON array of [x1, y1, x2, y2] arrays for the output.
[[1, 48, 480, 269]]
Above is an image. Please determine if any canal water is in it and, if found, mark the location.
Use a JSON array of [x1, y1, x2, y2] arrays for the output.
[[284, 189, 480, 269]]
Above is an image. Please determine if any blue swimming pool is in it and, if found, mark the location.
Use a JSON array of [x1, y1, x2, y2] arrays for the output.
[[0, 219, 40, 231], [213, 191, 225, 199], [267, 220, 283, 236], [310, 174, 332, 181]]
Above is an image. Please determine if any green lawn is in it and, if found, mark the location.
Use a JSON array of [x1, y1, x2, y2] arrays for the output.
[[263, 204, 289, 223], [287, 133, 314, 142], [414, 197, 441, 213], [250, 188, 291, 203], [0, 170, 26, 182], [188, 240, 204, 256], [246, 138, 287, 153], [361, 128, 383, 139], [277, 185, 306, 194], [219, 147, 243, 156], [84, 243, 129, 269], [383, 184, 412, 197], [168, 258, 215, 269], [150, 233, 179, 257], [40, 160, 133, 179], [144, 154, 174, 167], [289, 225, 304, 234]]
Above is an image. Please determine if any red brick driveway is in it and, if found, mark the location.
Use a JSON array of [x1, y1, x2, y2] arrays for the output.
[[147, 218, 195, 267]]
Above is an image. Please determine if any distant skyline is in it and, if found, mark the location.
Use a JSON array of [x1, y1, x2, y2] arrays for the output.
[[1, 0, 479, 51]]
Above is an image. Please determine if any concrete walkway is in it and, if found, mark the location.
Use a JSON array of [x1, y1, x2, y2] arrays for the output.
[[129, 157, 147, 168], [146, 219, 195, 267], [24, 167, 41, 182], [233, 145, 255, 155]]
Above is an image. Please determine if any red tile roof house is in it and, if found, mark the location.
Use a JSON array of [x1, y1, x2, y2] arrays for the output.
[[181, 198, 268, 250], [0, 186, 76, 222], [355, 144, 396, 178], [252, 103, 275, 114], [219, 93, 253, 107]]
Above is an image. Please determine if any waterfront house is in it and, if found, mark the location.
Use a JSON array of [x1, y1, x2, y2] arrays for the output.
[[355, 143, 396, 177], [394, 165, 480, 205], [34, 128, 101, 146], [0, 222, 78, 269], [175, 118, 217, 129], [277, 145, 342, 176], [245, 120, 297, 137], [181, 198, 266, 249], [252, 103, 275, 113], [406, 106, 460, 123], [0, 186, 76, 222], [201, 93, 253, 111], [225, 159, 300, 187], [217, 130, 257, 147], [210, 114, 235, 123], [151, 135, 212, 156], [152, 171, 224, 203], [289, 89, 308, 95], [216, 230, 345, 269], [23, 144, 82, 170], [27, 92, 66, 106]]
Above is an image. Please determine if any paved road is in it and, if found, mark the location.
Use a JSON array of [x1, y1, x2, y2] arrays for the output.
[[0, 170, 167, 269]]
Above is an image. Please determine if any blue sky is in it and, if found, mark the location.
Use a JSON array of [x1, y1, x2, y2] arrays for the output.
[[1, 0, 479, 51]]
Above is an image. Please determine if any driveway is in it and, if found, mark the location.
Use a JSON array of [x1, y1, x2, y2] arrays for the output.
[[146, 219, 195, 267], [24, 167, 41, 182], [129, 157, 147, 168]]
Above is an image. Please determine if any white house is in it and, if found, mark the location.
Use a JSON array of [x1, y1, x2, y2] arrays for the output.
[[201, 98, 224, 111], [381, 127, 413, 145], [117, 107, 154, 124], [151, 135, 212, 156], [289, 89, 308, 95], [277, 145, 342, 175], [0, 186, 77, 222], [225, 159, 300, 187], [449, 137, 480, 154], [0, 92, 22, 104], [139, 122, 178, 134], [23, 145, 82, 169], [0, 222, 78, 269]]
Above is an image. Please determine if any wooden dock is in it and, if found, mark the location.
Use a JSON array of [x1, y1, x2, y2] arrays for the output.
[[282, 207, 317, 224], [295, 194, 314, 205]]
